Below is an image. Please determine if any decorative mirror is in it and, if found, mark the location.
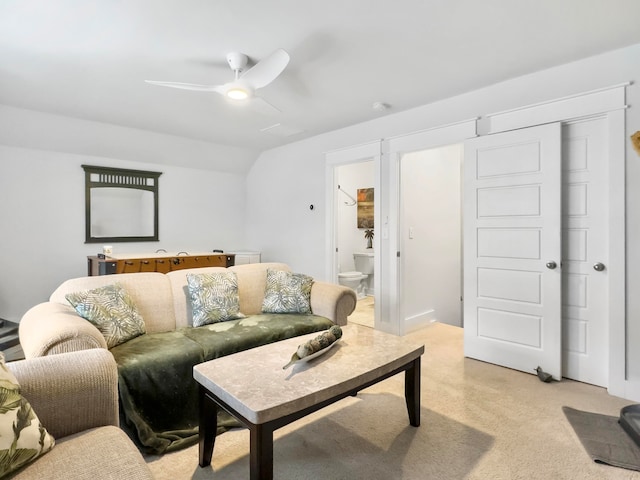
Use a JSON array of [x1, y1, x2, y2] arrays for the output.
[[83, 165, 162, 243]]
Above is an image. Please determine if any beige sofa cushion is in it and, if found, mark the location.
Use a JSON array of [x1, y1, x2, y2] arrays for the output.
[[50, 273, 176, 334]]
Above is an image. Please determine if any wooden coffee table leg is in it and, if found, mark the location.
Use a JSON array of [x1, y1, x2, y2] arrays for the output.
[[199, 386, 218, 467], [405, 357, 421, 427], [250, 423, 274, 480]]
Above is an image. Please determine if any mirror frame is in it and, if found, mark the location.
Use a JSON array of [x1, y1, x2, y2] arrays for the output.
[[82, 165, 162, 243]]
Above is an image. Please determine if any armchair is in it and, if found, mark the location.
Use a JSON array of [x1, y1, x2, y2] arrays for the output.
[[6, 349, 153, 480]]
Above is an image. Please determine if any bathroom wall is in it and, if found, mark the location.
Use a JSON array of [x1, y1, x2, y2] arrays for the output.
[[337, 160, 375, 294]]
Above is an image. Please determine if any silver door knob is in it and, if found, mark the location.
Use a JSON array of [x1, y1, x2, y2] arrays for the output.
[[593, 262, 606, 271], [546, 261, 557, 270]]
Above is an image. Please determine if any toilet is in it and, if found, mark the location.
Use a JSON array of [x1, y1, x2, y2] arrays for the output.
[[338, 251, 374, 299]]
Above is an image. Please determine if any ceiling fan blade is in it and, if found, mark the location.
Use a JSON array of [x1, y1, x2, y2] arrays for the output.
[[240, 49, 290, 90], [145, 80, 224, 93]]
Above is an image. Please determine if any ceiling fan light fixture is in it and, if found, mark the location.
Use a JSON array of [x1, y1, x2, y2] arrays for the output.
[[225, 82, 253, 101]]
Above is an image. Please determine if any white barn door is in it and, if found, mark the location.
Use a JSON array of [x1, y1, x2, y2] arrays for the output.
[[463, 123, 562, 379], [562, 117, 609, 387]]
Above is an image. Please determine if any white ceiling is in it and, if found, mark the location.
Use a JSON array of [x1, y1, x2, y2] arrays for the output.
[[2, 0, 640, 155]]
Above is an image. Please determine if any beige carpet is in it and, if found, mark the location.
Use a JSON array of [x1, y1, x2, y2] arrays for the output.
[[347, 296, 374, 328], [145, 323, 640, 479]]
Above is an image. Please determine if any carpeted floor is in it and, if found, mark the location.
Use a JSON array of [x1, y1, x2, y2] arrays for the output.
[[145, 323, 640, 480], [347, 296, 374, 328]]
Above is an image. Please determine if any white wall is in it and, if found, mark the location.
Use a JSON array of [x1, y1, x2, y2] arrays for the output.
[[0, 129, 247, 322], [244, 136, 330, 279], [246, 43, 640, 380], [0, 105, 258, 174], [2, 42, 639, 386], [337, 161, 375, 272], [401, 144, 462, 328]]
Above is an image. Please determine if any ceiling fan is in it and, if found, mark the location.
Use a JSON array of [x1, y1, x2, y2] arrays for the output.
[[145, 49, 290, 113]]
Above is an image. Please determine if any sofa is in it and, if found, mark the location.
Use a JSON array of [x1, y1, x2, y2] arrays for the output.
[[18, 262, 357, 454], [5, 349, 154, 480]]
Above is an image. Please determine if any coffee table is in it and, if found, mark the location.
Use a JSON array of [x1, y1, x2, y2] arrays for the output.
[[193, 324, 425, 480]]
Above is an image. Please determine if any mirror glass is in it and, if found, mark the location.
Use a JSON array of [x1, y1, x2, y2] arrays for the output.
[[83, 165, 162, 243], [90, 188, 155, 238]]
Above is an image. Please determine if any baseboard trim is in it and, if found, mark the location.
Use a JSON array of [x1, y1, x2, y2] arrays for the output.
[[404, 309, 436, 334]]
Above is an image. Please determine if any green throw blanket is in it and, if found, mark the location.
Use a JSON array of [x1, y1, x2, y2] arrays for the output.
[[110, 314, 333, 455]]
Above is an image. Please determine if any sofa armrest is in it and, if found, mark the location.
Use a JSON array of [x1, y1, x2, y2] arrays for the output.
[[310, 281, 357, 326], [19, 302, 107, 358], [7, 349, 119, 439]]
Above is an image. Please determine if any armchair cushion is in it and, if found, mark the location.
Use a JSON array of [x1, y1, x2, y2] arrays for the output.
[[0, 353, 55, 478], [10, 426, 152, 480]]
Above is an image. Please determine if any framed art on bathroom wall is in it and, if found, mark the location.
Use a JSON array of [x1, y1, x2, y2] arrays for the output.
[[357, 188, 374, 228]]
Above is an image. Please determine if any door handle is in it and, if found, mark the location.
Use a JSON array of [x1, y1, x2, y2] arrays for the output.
[[593, 262, 606, 271], [545, 261, 557, 270]]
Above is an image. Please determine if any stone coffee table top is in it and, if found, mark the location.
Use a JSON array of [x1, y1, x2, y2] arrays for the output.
[[193, 323, 425, 425]]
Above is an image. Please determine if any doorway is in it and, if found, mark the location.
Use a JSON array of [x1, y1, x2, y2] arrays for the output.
[[325, 140, 382, 330], [399, 144, 463, 331], [393, 118, 611, 387], [336, 161, 376, 328]]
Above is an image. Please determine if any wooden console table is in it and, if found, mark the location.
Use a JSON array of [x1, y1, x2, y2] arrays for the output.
[[87, 252, 235, 276]]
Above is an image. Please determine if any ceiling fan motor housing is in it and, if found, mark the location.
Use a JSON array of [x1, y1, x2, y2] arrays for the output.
[[226, 52, 248, 73]]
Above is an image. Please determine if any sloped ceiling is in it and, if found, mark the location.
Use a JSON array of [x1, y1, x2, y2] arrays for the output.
[[2, 0, 640, 160]]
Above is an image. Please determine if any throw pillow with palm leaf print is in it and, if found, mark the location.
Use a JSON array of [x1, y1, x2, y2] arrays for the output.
[[262, 268, 314, 314], [65, 283, 146, 348], [186, 272, 245, 327], [0, 353, 55, 477]]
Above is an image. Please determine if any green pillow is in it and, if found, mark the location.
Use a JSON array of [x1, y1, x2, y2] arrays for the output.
[[0, 353, 55, 477], [65, 283, 146, 348], [187, 272, 245, 327], [262, 268, 314, 314]]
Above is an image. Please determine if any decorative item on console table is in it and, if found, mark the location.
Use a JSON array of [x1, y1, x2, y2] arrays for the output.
[[87, 252, 235, 276]]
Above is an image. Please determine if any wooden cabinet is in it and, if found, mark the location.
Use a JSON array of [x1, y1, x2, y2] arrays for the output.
[[87, 253, 235, 276]]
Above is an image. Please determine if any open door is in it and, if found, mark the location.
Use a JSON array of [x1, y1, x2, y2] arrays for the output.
[[463, 123, 562, 379]]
